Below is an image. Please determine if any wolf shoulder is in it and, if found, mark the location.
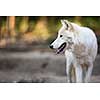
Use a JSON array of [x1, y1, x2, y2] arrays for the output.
[[80, 26, 97, 39], [73, 23, 97, 43], [71, 22, 96, 37]]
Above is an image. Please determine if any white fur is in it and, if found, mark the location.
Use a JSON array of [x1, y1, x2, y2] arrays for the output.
[[50, 20, 98, 83]]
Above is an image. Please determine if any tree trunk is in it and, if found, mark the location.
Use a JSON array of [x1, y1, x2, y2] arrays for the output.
[[7, 16, 16, 38], [19, 16, 29, 33]]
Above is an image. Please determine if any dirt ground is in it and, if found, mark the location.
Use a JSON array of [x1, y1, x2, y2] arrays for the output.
[[0, 50, 100, 83]]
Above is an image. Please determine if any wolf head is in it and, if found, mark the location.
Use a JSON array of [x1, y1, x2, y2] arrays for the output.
[[50, 20, 74, 54]]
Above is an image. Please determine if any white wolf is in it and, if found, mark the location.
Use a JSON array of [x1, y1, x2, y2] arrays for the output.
[[50, 20, 98, 83]]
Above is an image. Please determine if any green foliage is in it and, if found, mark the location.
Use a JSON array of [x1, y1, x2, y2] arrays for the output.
[[0, 16, 100, 43]]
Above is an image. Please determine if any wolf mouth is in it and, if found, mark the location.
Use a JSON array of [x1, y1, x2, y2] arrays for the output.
[[56, 42, 66, 54]]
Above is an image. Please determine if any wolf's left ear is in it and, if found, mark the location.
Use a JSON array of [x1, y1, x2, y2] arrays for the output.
[[61, 20, 69, 28], [61, 20, 74, 31]]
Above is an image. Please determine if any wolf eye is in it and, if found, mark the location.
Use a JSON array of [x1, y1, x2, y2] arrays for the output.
[[60, 35, 63, 37]]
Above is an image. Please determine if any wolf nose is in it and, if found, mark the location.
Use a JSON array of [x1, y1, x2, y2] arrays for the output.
[[49, 45, 53, 49]]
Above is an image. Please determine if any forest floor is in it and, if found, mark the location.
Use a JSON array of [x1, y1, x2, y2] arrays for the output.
[[0, 49, 100, 83]]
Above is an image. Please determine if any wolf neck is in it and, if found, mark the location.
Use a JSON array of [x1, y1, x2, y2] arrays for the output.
[[71, 23, 81, 35], [69, 23, 88, 58], [69, 23, 80, 44], [71, 22, 81, 30]]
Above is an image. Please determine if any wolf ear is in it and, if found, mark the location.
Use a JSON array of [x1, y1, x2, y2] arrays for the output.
[[61, 20, 74, 31], [61, 20, 69, 28]]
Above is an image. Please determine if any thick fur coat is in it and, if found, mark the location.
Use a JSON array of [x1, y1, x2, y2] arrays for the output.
[[50, 20, 98, 83]]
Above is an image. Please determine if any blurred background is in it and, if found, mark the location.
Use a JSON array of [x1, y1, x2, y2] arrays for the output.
[[0, 16, 100, 48], [0, 16, 100, 83]]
